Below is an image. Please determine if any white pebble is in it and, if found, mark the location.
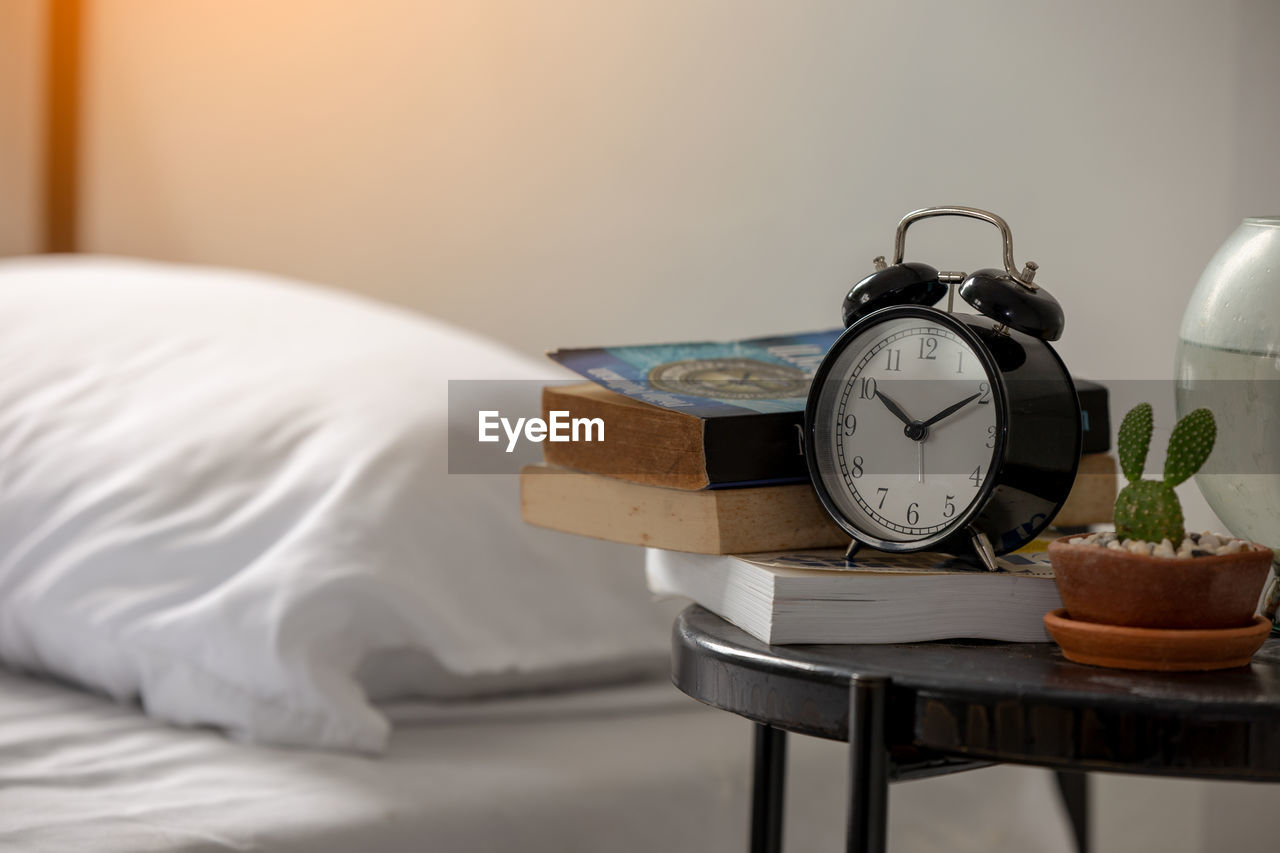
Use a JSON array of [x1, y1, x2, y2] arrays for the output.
[[1077, 531, 1256, 559]]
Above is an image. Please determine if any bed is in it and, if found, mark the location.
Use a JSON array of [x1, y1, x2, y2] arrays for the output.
[[0, 672, 736, 852], [0, 667, 1076, 853]]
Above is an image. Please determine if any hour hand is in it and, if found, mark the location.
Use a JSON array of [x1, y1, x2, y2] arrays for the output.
[[873, 389, 914, 426]]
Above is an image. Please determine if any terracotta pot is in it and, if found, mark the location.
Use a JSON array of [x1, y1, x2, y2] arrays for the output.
[[1047, 535, 1274, 629]]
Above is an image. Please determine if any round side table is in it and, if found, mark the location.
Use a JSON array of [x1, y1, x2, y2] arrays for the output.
[[672, 605, 1280, 853]]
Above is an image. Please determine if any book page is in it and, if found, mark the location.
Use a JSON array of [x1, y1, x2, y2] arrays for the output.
[[738, 548, 1054, 578]]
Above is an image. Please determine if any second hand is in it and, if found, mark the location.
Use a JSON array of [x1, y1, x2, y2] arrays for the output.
[[917, 440, 924, 483]]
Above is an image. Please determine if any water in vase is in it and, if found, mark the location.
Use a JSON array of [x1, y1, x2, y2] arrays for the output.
[[1175, 339, 1280, 552]]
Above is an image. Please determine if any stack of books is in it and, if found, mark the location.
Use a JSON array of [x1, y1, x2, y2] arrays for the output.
[[519, 330, 1113, 644]]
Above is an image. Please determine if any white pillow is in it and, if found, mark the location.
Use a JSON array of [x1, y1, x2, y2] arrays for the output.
[[0, 256, 671, 753]]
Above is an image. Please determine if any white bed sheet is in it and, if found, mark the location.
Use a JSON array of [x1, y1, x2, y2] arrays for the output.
[[0, 667, 1074, 853]]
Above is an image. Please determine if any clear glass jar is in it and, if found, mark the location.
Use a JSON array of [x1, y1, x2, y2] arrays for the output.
[[1175, 217, 1280, 626]]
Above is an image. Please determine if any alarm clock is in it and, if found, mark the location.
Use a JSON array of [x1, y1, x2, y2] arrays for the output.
[[804, 207, 1082, 571]]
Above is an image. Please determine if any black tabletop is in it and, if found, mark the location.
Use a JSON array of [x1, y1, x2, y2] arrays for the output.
[[673, 606, 1280, 781]]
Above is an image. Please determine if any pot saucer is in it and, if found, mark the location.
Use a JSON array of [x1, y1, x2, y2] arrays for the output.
[[1043, 609, 1271, 671]]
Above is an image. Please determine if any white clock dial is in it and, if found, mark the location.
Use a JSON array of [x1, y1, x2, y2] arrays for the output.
[[816, 316, 1000, 543]]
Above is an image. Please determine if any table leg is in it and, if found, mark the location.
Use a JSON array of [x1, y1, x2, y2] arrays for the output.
[[749, 723, 786, 853], [847, 675, 889, 853], [1054, 770, 1089, 853]]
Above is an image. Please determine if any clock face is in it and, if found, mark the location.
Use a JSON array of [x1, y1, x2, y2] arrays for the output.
[[809, 314, 1002, 546]]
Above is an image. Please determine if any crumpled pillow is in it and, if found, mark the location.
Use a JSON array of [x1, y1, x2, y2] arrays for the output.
[[0, 256, 669, 753]]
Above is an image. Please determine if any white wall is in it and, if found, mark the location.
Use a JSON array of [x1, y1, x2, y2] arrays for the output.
[[81, 0, 1280, 380]]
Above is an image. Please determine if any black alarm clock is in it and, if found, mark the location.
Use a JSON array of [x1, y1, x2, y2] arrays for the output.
[[804, 207, 1082, 571]]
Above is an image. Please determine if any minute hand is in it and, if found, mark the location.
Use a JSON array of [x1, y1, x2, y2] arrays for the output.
[[920, 392, 982, 428]]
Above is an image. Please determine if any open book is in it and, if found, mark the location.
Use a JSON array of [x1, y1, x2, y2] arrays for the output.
[[645, 548, 1061, 645]]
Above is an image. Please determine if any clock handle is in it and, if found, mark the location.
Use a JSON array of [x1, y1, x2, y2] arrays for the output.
[[893, 207, 1040, 292], [968, 527, 1000, 572]]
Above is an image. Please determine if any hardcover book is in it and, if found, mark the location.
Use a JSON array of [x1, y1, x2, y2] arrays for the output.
[[520, 464, 847, 554]]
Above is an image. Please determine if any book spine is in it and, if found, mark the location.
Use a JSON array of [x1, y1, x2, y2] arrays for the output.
[[1077, 382, 1110, 454], [701, 412, 810, 487]]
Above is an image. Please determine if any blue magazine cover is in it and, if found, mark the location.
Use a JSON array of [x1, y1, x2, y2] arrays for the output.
[[548, 329, 844, 418]]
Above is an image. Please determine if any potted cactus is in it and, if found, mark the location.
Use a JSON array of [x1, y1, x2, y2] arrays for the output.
[[1045, 403, 1274, 670]]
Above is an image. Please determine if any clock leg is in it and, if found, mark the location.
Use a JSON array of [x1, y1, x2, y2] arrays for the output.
[[967, 528, 999, 572], [845, 540, 862, 561]]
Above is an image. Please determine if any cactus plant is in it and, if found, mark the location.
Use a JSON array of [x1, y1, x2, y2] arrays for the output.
[[1113, 403, 1216, 544]]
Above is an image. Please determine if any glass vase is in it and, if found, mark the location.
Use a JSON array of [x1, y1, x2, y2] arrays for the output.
[[1174, 217, 1280, 631]]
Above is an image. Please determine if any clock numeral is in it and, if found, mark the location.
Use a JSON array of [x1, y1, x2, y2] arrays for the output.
[[977, 381, 991, 404], [851, 456, 864, 478], [906, 502, 919, 526], [843, 414, 857, 436], [885, 348, 902, 371], [986, 424, 996, 448], [858, 377, 877, 399], [876, 487, 888, 509], [943, 494, 956, 518], [969, 465, 982, 487], [918, 336, 937, 360], [956, 351, 965, 374]]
